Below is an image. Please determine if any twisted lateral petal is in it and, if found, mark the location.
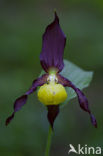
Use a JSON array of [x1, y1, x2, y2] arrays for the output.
[[40, 12, 66, 73], [6, 74, 48, 125], [47, 105, 59, 129], [57, 74, 97, 128]]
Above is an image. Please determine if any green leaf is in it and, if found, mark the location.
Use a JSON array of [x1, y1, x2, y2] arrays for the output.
[[39, 59, 93, 107], [60, 60, 93, 106]]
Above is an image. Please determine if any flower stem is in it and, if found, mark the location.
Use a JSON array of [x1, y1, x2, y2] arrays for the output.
[[45, 126, 53, 156]]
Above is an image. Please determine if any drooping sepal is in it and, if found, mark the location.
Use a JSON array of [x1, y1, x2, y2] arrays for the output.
[[57, 74, 97, 128], [6, 74, 48, 126], [40, 12, 66, 73], [47, 105, 59, 129]]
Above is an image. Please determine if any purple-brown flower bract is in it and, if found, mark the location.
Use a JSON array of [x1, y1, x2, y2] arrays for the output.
[[6, 12, 97, 129]]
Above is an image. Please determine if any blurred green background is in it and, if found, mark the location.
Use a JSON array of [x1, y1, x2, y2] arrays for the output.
[[0, 0, 103, 155]]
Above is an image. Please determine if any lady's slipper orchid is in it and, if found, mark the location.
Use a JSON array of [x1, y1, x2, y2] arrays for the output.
[[6, 12, 97, 129]]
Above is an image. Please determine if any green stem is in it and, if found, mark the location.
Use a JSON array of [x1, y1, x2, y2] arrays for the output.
[[45, 126, 53, 156]]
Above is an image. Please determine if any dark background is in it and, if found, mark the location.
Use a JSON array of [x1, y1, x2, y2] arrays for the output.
[[0, 0, 103, 155]]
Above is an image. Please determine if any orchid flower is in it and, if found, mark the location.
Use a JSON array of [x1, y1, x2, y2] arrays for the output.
[[6, 12, 97, 129]]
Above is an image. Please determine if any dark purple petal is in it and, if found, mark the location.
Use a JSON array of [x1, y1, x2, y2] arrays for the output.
[[57, 74, 97, 128], [47, 105, 59, 129], [6, 113, 14, 126], [6, 95, 28, 126], [90, 114, 97, 128], [6, 74, 48, 126], [40, 12, 66, 73], [26, 74, 48, 95]]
